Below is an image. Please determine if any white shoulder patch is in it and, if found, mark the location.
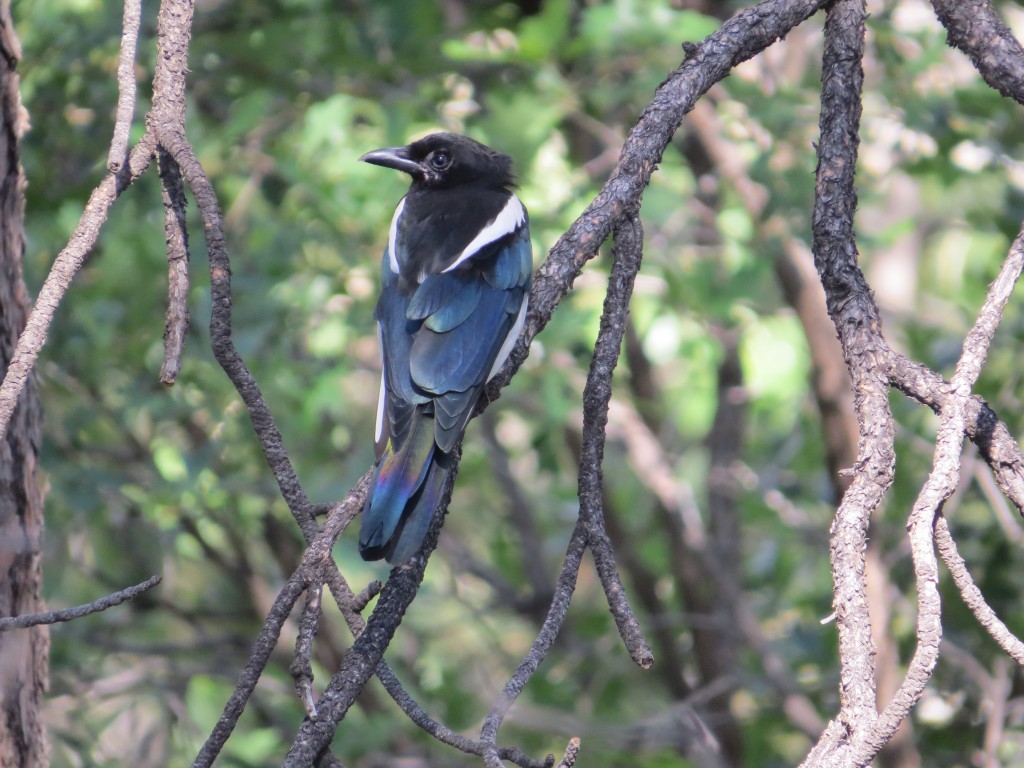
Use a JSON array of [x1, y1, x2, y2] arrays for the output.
[[487, 297, 528, 382], [387, 198, 406, 274], [443, 195, 525, 273], [375, 370, 387, 444], [374, 322, 387, 444]]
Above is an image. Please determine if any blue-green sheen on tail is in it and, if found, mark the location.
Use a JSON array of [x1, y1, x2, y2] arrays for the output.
[[359, 411, 451, 563]]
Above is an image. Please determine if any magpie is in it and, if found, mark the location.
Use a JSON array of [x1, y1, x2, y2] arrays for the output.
[[358, 133, 532, 564]]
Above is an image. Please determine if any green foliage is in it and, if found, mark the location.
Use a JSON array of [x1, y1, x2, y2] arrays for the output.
[[14, 0, 1024, 765]]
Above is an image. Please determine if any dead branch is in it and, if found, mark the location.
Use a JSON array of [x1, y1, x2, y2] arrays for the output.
[[107, 0, 141, 173], [192, 499, 354, 768], [555, 737, 581, 768], [157, 148, 190, 385], [0, 575, 161, 631], [806, 1, 889, 756], [934, 516, 1024, 665], [0, 132, 155, 440], [292, 582, 323, 718], [487, 0, 833, 394], [577, 213, 652, 668], [930, 0, 1024, 105]]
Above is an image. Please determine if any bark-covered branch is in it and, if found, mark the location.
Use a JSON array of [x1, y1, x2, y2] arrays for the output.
[[107, 0, 141, 173], [0, 133, 155, 440], [0, 575, 161, 631], [805, 2, 889, 757], [488, 0, 833, 393]]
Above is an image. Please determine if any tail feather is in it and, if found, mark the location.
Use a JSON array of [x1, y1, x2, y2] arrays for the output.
[[381, 450, 452, 564], [360, 410, 452, 564]]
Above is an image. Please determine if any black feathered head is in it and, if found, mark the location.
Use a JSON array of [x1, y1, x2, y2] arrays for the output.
[[360, 133, 516, 190]]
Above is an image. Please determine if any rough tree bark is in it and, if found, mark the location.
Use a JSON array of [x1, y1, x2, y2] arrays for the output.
[[0, 2, 49, 766]]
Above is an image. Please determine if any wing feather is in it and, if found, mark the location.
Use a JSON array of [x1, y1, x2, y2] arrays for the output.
[[407, 272, 482, 333]]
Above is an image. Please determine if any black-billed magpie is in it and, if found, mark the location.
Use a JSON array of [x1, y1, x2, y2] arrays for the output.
[[358, 133, 531, 564]]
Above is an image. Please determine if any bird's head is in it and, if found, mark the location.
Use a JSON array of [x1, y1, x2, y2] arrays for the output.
[[360, 133, 515, 190]]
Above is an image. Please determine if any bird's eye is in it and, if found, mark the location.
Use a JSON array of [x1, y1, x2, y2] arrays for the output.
[[428, 150, 451, 171]]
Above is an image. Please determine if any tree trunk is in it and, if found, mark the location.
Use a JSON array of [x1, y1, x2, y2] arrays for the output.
[[0, 2, 49, 765]]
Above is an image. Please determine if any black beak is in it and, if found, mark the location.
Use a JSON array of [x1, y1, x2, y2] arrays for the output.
[[359, 146, 422, 176]]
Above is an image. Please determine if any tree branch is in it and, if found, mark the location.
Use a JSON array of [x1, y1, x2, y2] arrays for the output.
[[577, 214, 653, 669], [107, 0, 141, 173], [806, 1, 887, 756], [934, 516, 1024, 665], [192, 499, 354, 768], [157, 147, 190, 385], [0, 575, 161, 630], [479, 521, 588, 768], [0, 132, 155, 440], [852, 181, 1024, 768], [930, 0, 1024, 105], [488, 0, 832, 394], [888, 353, 1024, 517]]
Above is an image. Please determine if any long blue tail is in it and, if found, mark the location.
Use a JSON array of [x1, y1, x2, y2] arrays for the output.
[[360, 412, 451, 564]]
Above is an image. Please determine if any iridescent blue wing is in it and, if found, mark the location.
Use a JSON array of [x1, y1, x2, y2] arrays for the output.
[[408, 224, 531, 450]]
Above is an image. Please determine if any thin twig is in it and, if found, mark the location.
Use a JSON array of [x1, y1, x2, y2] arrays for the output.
[[292, 582, 323, 717], [487, 0, 832, 394], [107, 0, 141, 172], [576, 214, 652, 669], [193, 578, 307, 768], [351, 580, 381, 614], [192, 501, 352, 768], [806, 0, 886, 754], [0, 132, 156, 440], [0, 575, 161, 630], [480, 523, 589, 768], [157, 147, 191, 385], [480, 216, 652, 766], [948, 236, 1024, 389], [935, 516, 1024, 665], [555, 738, 581, 768], [146, 0, 320, 524]]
